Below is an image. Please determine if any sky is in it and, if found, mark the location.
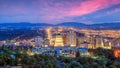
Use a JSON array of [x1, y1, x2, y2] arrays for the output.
[[0, 0, 120, 24]]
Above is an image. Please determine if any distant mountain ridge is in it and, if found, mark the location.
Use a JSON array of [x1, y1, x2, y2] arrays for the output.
[[0, 23, 53, 28], [56, 22, 87, 27], [0, 22, 120, 29], [56, 22, 120, 29]]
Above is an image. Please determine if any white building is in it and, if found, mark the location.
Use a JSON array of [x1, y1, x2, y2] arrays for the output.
[[54, 34, 64, 47]]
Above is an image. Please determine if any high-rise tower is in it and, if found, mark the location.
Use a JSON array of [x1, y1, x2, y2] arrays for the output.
[[46, 27, 52, 40], [67, 30, 76, 47]]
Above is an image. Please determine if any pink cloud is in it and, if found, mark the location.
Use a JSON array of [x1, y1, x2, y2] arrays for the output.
[[68, 0, 120, 16], [38, 0, 120, 23], [0, 0, 120, 23]]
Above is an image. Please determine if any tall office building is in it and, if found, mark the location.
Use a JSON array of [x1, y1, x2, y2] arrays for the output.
[[67, 30, 76, 47], [54, 34, 64, 47], [46, 27, 52, 40], [46, 27, 53, 45], [95, 36, 104, 48], [35, 36, 43, 47]]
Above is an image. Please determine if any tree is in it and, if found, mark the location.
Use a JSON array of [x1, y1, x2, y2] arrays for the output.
[[70, 61, 81, 68], [46, 62, 53, 68]]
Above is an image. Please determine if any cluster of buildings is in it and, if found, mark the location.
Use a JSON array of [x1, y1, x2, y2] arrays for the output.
[[33, 27, 120, 57], [0, 27, 120, 58]]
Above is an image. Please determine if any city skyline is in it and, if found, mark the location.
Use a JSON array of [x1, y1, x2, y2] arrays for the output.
[[0, 0, 120, 24], [0, 0, 120, 67]]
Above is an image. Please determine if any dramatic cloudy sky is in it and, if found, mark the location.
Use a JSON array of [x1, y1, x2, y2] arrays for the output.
[[0, 0, 120, 24]]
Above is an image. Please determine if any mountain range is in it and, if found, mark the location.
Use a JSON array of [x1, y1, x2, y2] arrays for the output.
[[0, 22, 120, 30]]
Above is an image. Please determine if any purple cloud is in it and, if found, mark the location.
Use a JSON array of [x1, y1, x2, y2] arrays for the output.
[[0, 0, 120, 24]]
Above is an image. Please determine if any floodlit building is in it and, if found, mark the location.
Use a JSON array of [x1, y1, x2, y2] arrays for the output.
[[46, 27, 53, 46], [46, 27, 52, 40], [67, 30, 76, 47], [113, 45, 120, 58], [103, 39, 112, 49], [54, 34, 64, 47], [95, 36, 104, 48]]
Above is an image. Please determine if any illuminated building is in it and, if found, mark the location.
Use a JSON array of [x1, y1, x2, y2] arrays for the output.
[[77, 37, 86, 47], [35, 36, 43, 47], [62, 34, 67, 45], [88, 44, 95, 49], [0, 41, 6, 46], [67, 30, 76, 47], [46, 27, 52, 40], [103, 40, 112, 49], [113, 45, 120, 58], [57, 27, 63, 33], [80, 42, 88, 48], [50, 38, 55, 46], [46, 27, 53, 46], [27, 49, 34, 56], [43, 38, 50, 47], [54, 34, 64, 47], [95, 36, 104, 48]]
